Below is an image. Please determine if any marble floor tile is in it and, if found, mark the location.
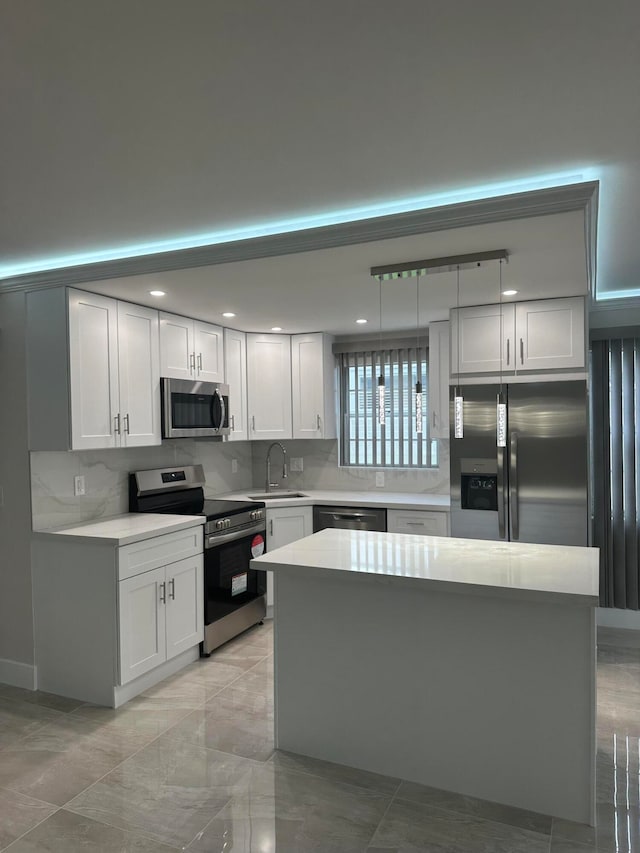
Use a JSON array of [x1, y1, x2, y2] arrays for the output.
[[549, 840, 599, 852], [395, 779, 553, 835], [169, 686, 274, 761], [177, 658, 255, 691], [5, 808, 180, 852], [0, 698, 64, 751], [268, 750, 400, 797], [231, 662, 273, 696], [66, 738, 256, 848], [0, 787, 57, 850], [369, 797, 550, 852], [552, 802, 640, 852], [0, 715, 139, 807], [68, 701, 190, 743], [136, 670, 223, 707], [189, 762, 390, 853], [202, 640, 270, 669]]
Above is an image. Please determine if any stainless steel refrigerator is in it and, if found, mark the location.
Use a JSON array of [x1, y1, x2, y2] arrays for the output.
[[449, 381, 588, 546]]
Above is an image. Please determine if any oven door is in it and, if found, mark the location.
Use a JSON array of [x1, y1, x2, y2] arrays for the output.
[[162, 378, 230, 438], [204, 524, 267, 624]]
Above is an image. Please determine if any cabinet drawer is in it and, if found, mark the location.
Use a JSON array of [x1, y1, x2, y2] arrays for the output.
[[118, 526, 203, 581], [387, 509, 449, 537]]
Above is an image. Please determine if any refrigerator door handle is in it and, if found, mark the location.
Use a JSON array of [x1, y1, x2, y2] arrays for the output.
[[510, 431, 519, 540], [497, 445, 507, 539]]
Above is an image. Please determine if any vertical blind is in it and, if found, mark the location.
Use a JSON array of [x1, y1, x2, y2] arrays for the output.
[[338, 346, 438, 468], [592, 338, 640, 609]]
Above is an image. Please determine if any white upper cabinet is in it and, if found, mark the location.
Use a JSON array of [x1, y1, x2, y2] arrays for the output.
[[68, 290, 120, 450], [193, 321, 224, 382], [159, 313, 224, 382], [224, 327, 248, 441], [246, 334, 292, 440], [291, 333, 336, 440], [450, 297, 585, 377], [514, 297, 585, 371], [450, 303, 514, 376], [28, 288, 161, 451], [117, 301, 161, 447], [427, 321, 450, 440]]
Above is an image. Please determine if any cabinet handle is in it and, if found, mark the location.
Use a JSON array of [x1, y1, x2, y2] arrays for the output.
[[252, 415, 256, 432], [159, 581, 166, 604], [316, 413, 321, 430], [123, 413, 130, 434], [269, 519, 273, 536], [405, 521, 425, 527], [169, 578, 175, 600], [506, 339, 510, 365], [190, 352, 196, 373], [231, 415, 235, 431], [114, 413, 121, 435], [432, 411, 436, 428], [197, 353, 202, 373], [519, 338, 524, 365]]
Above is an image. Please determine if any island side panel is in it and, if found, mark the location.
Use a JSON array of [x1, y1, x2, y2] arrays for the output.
[[273, 566, 595, 825]]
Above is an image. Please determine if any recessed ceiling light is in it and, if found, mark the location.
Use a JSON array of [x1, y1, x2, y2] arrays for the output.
[[222, 312, 236, 318], [271, 326, 282, 332], [148, 290, 165, 297], [356, 318, 368, 324], [502, 289, 518, 296]]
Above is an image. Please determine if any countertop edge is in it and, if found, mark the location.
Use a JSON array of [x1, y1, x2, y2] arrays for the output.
[[219, 490, 450, 511], [32, 515, 204, 547]]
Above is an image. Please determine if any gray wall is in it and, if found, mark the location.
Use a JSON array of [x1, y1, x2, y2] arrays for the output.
[[0, 293, 33, 667]]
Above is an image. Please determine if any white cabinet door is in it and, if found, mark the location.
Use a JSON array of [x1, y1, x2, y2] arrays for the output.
[[247, 334, 292, 440], [428, 321, 450, 440], [194, 321, 224, 383], [266, 506, 313, 606], [165, 556, 204, 659], [515, 297, 585, 371], [387, 509, 449, 537], [450, 304, 515, 376], [224, 328, 248, 441], [291, 333, 336, 439], [117, 302, 161, 447], [118, 566, 167, 684], [68, 289, 119, 450], [159, 313, 195, 380]]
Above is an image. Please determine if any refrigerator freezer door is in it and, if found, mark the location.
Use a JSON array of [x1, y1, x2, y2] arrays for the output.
[[506, 381, 588, 546], [450, 385, 505, 541]]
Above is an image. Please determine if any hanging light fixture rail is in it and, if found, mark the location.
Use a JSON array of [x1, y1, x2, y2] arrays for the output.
[[370, 249, 508, 280]]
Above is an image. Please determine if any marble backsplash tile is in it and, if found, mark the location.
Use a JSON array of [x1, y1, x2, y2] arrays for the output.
[[31, 438, 450, 530], [250, 439, 450, 495], [30, 440, 254, 530]]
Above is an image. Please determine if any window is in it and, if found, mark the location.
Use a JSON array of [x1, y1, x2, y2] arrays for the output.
[[339, 345, 438, 468]]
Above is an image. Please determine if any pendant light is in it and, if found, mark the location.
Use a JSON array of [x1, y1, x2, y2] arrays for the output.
[[453, 264, 464, 438], [377, 275, 385, 426], [414, 272, 423, 434], [496, 258, 507, 447]]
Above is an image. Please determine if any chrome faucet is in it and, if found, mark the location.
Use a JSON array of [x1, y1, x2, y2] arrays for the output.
[[265, 442, 288, 493]]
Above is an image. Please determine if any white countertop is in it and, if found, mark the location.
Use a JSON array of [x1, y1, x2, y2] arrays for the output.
[[221, 489, 450, 511], [32, 513, 204, 546], [252, 528, 599, 605]]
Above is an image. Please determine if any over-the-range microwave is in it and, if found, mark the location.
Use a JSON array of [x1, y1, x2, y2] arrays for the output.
[[161, 378, 230, 438]]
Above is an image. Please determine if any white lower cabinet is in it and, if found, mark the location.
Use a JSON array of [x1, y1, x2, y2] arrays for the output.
[[387, 509, 449, 537], [118, 555, 203, 685], [265, 506, 313, 607], [32, 525, 204, 708]]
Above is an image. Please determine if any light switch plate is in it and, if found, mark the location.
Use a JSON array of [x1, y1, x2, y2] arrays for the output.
[[290, 457, 303, 472], [375, 471, 385, 487], [74, 475, 86, 496], [231, 458, 238, 474]]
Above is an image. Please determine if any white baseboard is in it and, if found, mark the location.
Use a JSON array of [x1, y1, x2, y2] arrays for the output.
[[597, 607, 640, 630], [0, 658, 37, 690]]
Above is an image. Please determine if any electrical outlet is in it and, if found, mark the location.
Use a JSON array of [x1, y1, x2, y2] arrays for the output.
[[375, 471, 385, 488], [231, 458, 238, 474], [290, 457, 303, 472], [74, 475, 86, 496]]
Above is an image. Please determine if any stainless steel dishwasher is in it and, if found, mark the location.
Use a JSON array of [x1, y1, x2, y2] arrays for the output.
[[313, 505, 387, 532]]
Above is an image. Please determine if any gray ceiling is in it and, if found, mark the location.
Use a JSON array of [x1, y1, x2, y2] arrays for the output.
[[1, 1, 638, 305]]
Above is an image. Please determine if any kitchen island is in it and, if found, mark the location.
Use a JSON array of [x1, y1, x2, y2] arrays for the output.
[[252, 529, 599, 825]]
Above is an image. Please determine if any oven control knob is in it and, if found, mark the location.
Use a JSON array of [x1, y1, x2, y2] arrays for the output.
[[225, 518, 231, 529], [216, 519, 224, 530]]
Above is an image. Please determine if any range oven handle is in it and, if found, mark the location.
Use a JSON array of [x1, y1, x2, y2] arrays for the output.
[[206, 521, 266, 549]]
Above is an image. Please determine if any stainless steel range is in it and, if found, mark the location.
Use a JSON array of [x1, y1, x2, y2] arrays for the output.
[[129, 465, 266, 654]]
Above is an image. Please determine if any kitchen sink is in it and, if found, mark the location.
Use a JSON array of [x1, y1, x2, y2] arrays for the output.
[[248, 491, 308, 500]]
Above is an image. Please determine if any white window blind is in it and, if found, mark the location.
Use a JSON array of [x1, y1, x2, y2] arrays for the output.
[[339, 346, 438, 468]]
